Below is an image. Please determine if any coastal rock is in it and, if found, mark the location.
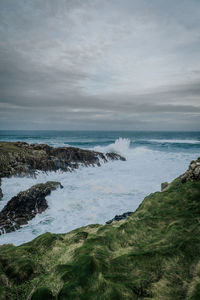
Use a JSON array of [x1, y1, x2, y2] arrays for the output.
[[180, 157, 200, 182], [0, 142, 125, 178], [106, 211, 133, 224], [0, 178, 2, 200], [161, 182, 169, 191], [0, 181, 62, 235], [105, 152, 125, 161]]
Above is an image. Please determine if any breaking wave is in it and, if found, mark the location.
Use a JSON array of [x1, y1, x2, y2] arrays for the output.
[[0, 131, 199, 246], [94, 138, 131, 158]]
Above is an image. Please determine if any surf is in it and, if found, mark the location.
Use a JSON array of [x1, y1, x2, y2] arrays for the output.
[[0, 137, 198, 246]]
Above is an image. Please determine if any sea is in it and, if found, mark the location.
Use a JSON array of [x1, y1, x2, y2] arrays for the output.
[[0, 130, 199, 245]]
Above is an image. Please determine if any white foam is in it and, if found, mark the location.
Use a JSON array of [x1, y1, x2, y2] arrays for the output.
[[94, 138, 131, 158], [148, 139, 200, 144], [0, 146, 198, 246]]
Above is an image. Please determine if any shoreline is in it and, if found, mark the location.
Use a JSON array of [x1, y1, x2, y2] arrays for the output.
[[0, 156, 199, 299]]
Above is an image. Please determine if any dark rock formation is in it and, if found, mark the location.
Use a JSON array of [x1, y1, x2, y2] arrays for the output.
[[0, 181, 62, 234], [0, 178, 2, 200], [0, 141, 125, 178], [180, 157, 200, 182], [161, 181, 169, 191], [160, 157, 200, 191], [106, 211, 133, 224]]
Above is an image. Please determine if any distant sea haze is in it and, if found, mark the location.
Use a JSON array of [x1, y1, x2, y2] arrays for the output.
[[0, 130, 199, 245]]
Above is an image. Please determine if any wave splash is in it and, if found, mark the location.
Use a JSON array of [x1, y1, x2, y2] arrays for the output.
[[94, 138, 131, 158], [0, 141, 198, 245]]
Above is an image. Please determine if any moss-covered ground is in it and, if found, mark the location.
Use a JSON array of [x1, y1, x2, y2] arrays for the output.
[[0, 177, 200, 299]]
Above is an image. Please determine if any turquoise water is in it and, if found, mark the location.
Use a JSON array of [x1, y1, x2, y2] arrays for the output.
[[0, 131, 199, 245], [0, 130, 200, 152]]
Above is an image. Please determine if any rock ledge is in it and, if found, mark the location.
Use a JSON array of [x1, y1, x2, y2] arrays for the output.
[[0, 141, 125, 178], [0, 181, 62, 234]]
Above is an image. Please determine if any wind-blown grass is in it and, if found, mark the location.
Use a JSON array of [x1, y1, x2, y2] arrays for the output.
[[0, 176, 200, 299]]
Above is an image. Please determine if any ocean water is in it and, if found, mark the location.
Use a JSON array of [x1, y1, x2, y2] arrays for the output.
[[0, 130, 199, 245]]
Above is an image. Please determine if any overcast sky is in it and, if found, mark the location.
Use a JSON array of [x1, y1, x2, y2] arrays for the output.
[[0, 0, 200, 130]]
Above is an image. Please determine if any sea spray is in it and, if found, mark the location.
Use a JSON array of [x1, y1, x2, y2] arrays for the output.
[[94, 137, 131, 158], [0, 141, 198, 246]]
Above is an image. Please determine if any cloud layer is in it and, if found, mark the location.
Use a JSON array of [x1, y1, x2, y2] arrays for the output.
[[0, 0, 200, 130]]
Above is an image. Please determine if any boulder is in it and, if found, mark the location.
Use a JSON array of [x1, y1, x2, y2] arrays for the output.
[[180, 157, 200, 183], [161, 182, 169, 191], [0, 181, 63, 235], [106, 211, 133, 224]]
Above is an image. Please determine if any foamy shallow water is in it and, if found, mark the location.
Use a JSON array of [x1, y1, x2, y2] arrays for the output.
[[0, 138, 199, 245]]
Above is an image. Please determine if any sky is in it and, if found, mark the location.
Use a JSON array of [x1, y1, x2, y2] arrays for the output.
[[0, 0, 200, 131]]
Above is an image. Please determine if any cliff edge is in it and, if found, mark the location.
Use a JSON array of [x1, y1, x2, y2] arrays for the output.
[[0, 157, 200, 300]]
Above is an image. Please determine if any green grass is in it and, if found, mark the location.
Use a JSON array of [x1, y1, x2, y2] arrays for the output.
[[0, 177, 200, 299]]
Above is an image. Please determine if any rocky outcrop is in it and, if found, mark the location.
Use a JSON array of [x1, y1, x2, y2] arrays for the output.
[[160, 157, 200, 191], [161, 181, 169, 191], [0, 181, 62, 234], [0, 178, 2, 200], [180, 157, 200, 182], [106, 211, 133, 224], [0, 142, 125, 178]]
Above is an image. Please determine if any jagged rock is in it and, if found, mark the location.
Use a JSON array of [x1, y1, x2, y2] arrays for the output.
[[161, 182, 169, 191], [106, 211, 133, 224], [105, 152, 124, 161], [0, 142, 125, 178], [0, 178, 2, 200], [0, 181, 63, 235], [180, 157, 200, 183]]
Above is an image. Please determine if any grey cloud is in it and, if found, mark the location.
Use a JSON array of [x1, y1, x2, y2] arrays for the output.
[[0, 0, 200, 130]]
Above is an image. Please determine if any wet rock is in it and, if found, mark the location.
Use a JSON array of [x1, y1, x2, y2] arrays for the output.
[[0, 142, 125, 178], [106, 211, 133, 224], [0, 181, 63, 235], [161, 182, 169, 191], [106, 152, 126, 161]]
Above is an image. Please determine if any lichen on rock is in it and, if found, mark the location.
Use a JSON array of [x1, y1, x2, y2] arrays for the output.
[[181, 157, 200, 182]]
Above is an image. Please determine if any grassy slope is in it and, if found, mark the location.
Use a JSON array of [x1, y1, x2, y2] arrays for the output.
[[0, 178, 200, 299]]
